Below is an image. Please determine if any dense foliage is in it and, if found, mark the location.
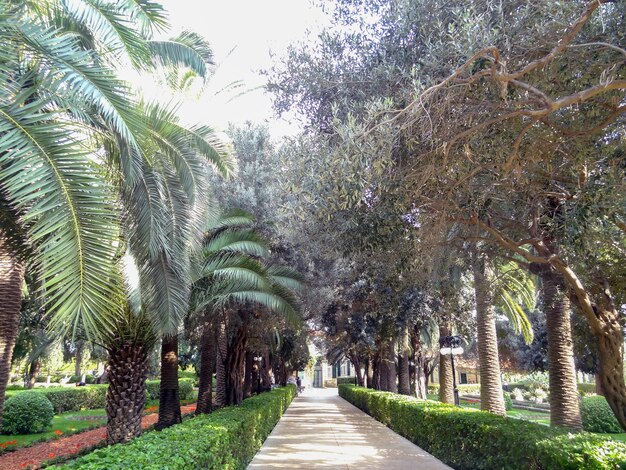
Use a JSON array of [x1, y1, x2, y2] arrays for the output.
[[581, 396, 623, 434], [2, 393, 54, 434], [339, 385, 626, 470], [56, 385, 296, 469]]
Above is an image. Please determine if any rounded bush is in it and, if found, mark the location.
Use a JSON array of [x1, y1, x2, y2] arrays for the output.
[[2, 392, 54, 434], [581, 395, 621, 433]]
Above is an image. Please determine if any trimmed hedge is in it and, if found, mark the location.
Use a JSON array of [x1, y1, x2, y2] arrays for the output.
[[578, 383, 598, 396], [337, 377, 358, 385], [56, 385, 297, 469], [582, 396, 622, 434], [427, 383, 481, 395], [339, 385, 626, 470], [145, 379, 194, 401], [5, 378, 195, 414]]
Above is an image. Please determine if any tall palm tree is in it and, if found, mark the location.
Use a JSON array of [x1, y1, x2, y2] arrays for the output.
[[473, 249, 534, 415]]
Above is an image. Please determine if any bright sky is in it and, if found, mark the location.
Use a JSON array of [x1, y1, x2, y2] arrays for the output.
[[142, 0, 329, 137]]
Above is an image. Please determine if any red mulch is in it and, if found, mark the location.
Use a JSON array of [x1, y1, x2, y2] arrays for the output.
[[0, 404, 197, 470]]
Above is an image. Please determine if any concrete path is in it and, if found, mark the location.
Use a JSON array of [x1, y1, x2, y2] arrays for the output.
[[248, 388, 451, 469]]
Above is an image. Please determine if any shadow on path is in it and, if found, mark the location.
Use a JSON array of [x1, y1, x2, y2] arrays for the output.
[[248, 388, 450, 469]]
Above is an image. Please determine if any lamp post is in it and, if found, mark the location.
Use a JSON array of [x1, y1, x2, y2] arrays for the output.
[[254, 355, 263, 394], [439, 335, 464, 406]]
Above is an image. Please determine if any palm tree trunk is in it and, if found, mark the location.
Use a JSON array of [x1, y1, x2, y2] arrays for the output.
[[541, 268, 582, 430], [106, 342, 148, 444], [244, 350, 254, 399], [411, 326, 427, 399], [75, 341, 83, 378], [0, 237, 24, 428], [215, 321, 227, 408], [472, 251, 506, 415], [156, 334, 181, 429], [439, 324, 454, 404], [226, 326, 246, 405], [398, 325, 411, 395], [196, 327, 215, 415]]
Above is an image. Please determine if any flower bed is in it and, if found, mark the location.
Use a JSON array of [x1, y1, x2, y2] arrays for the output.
[[339, 385, 626, 470], [55, 385, 296, 469]]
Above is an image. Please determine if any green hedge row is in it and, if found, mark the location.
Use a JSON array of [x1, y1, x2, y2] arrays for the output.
[[5, 379, 195, 414], [337, 377, 358, 385], [56, 385, 297, 469], [427, 383, 481, 395], [339, 385, 626, 470]]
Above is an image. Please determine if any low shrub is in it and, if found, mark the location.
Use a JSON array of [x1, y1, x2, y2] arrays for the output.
[[42, 386, 108, 413], [427, 383, 481, 395], [581, 396, 622, 434], [57, 385, 297, 469], [339, 385, 626, 470], [578, 383, 597, 396], [504, 394, 513, 411], [2, 393, 54, 434], [145, 378, 194, 401]]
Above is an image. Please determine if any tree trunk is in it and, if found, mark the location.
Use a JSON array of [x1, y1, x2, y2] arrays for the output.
[[0, 237, 24, 428], [215, 321, 228, 408], [472, 251, 506, 415], [541, 268, 582, 430], [595, 372, 604, 396], [106, 342, 148, 444], [196, 327, 215, 415], [386, 338, 397, 393], [411, 326, 427, 399], [398, 325, 411, 395], [26, 359, 40, 390], [365, 357, 374, 389], [593, 307, 626, 430], [260, 351, 273, 391], [156, 335, 181, 430], [348, 351, 364, 386], [75, 341, 83, 378], [226, 326, 246, 405], [439, 325, 454, 404], [244, 350, 254, 399]]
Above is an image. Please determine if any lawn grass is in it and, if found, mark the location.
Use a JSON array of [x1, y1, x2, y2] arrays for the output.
[[0, 409, 106, 451]]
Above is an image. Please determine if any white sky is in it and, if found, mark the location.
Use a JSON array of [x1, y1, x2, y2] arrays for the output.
[[139, 0, 329, 137]]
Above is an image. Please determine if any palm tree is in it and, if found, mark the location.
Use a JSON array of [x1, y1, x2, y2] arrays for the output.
[[1, 0, 234, 436], [189, 210, 302, 413], [473, 249, 534, 415]]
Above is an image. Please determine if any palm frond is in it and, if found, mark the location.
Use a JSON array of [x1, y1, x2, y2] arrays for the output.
[[0, 97, 121, 340], [148, 30, 214, 79], [119, 0, 168, 36]]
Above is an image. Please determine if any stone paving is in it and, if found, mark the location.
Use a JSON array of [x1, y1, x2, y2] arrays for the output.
[[248, 387, 451, 469]]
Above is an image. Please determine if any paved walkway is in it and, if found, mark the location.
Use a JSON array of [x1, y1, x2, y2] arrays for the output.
[[248, 388, 451, 469]]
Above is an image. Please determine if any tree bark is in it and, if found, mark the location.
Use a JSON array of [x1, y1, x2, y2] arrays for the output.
[[0, 237, 24, 428], [75, 341, 83, 378], [196, 327, 215, 415], [226, 326, 246, 405], [244, 350, 254, 398], [156, 335, 181, 430], [105, 342, 148, 444], [540, 268, 582, 430], [595, 372, 604, 396], [386, 338, 397, 393], [439, 324, 454, 404], [215, 321, 227, 408], [26, 359, 40, 390], [411, 325, 427, 399], [365, 357, 374, 389], [472, 251, 506, 415], [398, 325, 411, 395], [593, 307, 626, 430]]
